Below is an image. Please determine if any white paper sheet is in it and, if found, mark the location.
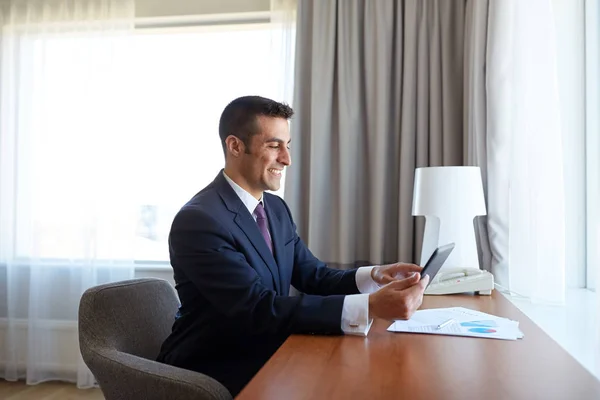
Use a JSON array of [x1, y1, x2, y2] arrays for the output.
[[387, 307, 524, 341]]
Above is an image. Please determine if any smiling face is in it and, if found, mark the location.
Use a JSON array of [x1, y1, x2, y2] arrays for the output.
[[224, 116, 291, 200]]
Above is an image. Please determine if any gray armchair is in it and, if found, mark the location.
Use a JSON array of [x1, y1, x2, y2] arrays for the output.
[[78, 278, 232, 400]]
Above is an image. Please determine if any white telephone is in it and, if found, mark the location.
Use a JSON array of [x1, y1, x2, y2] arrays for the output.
[[425, 268, 494, 295]]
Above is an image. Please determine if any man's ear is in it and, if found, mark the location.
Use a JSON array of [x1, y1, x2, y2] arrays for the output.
[[225, 135, 244, 157]]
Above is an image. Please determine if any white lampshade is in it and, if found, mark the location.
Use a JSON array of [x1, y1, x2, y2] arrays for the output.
[[412, 166, 486, 271]]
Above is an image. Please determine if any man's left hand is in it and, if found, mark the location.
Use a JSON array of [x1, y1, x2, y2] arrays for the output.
[[371, 262, 423, 286]]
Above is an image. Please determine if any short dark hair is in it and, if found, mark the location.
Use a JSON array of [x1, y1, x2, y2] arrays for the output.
[[218, 95, 294, 154]]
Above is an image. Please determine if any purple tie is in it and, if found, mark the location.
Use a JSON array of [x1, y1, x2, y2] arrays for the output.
[[254, 202, 273, 253]]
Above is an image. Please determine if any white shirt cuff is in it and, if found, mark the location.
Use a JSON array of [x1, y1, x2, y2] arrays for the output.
[[341, 293, 373, 336], [355, 266, 381, 293]]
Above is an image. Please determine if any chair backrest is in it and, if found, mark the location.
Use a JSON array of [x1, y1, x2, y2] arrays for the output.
[[79, 278, 232, 400], [79, 278, 178, 361]]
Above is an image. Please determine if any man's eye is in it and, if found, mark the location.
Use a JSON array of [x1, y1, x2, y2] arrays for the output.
[[269, 145, 279, 149]]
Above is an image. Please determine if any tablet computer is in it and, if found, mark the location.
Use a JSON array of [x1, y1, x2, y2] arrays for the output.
[[420, 243, 455, 287]]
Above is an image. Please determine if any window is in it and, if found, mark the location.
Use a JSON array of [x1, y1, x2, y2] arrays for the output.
[[14, 22, 288, 263], [129, 25, 287, 262]]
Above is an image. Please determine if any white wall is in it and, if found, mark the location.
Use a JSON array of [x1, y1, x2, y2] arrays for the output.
[[135, 0, 270, 18]]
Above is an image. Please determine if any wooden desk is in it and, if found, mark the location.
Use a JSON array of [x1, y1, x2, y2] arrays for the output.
[[237, 292, 600, 400]]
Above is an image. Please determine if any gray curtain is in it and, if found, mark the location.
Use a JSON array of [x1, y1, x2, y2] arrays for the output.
[[285, 0, 489, 266], [463, 0, 492, 272]]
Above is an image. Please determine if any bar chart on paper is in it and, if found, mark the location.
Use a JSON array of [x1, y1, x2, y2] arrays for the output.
[[461, 320, 498, 334]]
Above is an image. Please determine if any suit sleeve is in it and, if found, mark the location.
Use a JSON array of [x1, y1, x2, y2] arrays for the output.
[[169, 206, 347, 336], [277, 198, 360, 296]]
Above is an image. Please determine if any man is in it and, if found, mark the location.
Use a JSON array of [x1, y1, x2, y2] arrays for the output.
[[157, 96, 429, 396]]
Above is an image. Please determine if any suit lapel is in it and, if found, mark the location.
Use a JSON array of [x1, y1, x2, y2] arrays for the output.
[[233, 212, 281, 292], [215, 172, 281, 293]]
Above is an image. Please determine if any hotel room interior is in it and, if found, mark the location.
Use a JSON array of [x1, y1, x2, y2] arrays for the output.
[[0, 0, 599, 398]]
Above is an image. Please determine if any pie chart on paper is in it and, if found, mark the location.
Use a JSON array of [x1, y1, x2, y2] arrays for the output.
[[460, 320, 498, 334]]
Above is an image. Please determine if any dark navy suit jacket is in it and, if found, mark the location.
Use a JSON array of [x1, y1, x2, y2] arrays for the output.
[[157, 171, 360, 396]]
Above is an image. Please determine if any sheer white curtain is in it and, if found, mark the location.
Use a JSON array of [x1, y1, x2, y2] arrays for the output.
[[486, 0, 566, 305], [482, 0, 600, 377], [584, 0, 600, 380], [0, 0, 136, 387], [269, 0, 296, 199], [270, 0, 296, 106], [585, 0, 600, 292]]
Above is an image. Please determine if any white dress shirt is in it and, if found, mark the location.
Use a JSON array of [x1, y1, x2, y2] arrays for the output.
[[223, 172, 377, 336]]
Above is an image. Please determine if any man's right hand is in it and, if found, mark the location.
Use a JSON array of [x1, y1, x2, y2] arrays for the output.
[[368, 273, 430, 320]]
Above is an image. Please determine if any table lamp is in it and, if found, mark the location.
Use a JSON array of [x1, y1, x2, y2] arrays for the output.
[[412, 166, 494, 295]]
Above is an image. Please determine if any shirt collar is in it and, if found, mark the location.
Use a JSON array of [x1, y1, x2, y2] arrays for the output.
[[222, 171, 262, 215]]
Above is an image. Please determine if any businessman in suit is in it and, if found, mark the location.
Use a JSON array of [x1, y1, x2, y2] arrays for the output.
[[157, 96, 430, 396]]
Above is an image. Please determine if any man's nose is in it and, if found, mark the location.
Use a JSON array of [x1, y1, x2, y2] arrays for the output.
[[279, 147, 292, 166]]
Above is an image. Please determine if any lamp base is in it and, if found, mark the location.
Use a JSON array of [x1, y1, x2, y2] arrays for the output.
[[425, 268, 494, 295]]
